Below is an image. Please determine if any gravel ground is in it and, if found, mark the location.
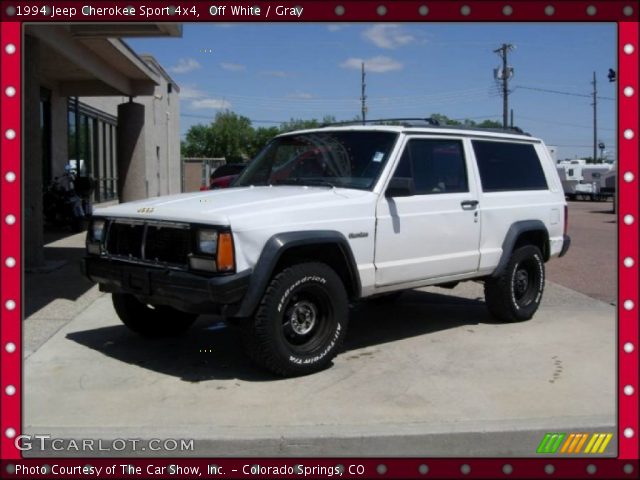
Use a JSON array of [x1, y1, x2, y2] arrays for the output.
[[546, 200, 617, 305]]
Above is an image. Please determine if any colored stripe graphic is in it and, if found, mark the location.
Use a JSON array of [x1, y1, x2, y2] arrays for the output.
[[597, 434, 613, 453], [584, 433, 598, 453], [537, 433, 566, 453], [574, 433, 589, 453], [568, 434, 581, 453], [539, 432, 613, 454], [560, 434, 575, 453]]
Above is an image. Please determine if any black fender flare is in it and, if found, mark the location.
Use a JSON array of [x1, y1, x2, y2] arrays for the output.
[[492, 220, 549, 278], [228, 230, 361, 318]]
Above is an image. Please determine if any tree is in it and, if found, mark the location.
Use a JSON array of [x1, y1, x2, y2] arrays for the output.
[[248, 126, 279, 158], [279, 115, 336, 132], [476, 119, 503, 128], [428, 114, 502, 129], [181, 124, 214, 158], [181, 113, 343, 162], [180, 111, 254, 162], [430, 113, 461, 126], [210, 111, 254, 162]]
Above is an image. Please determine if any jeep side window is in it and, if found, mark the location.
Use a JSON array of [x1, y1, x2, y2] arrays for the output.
[[472, 140, 548, 192], [390, 139, 468, 195]]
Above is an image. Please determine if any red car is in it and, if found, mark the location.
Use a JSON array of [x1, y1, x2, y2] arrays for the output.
[[198, 164, 247, 190], [209, 174, 239, 189]]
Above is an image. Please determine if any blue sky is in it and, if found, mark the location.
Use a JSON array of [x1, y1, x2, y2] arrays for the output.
[[127, 23, 617, 160]]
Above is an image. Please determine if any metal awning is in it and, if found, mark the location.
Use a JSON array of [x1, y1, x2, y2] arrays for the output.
[[26, 24, 181, 97]]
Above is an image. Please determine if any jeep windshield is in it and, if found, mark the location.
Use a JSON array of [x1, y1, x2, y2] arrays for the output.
[[234, 130, 398, 190]]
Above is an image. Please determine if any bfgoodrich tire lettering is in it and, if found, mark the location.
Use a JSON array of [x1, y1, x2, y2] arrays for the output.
[[484, 245, 545, 322], [241, 262, 349, 376], [112, 293, 197, 337]]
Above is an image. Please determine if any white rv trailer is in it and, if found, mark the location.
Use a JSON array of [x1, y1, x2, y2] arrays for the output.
[[556, 160, 614, 200]]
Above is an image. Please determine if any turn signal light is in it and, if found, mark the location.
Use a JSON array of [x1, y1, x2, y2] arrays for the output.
[[216, 232, 235, 272]]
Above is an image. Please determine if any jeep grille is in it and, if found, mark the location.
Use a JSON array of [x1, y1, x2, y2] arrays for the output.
[[105, 220, 191, 268]]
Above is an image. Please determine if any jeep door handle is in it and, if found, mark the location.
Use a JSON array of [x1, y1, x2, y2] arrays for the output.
[[460, 200, 479, 210]]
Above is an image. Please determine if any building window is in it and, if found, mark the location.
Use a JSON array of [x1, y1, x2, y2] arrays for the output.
[[68, 98, 117, 203]]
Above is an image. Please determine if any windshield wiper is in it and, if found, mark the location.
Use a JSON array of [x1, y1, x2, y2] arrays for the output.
[[273, 178, 336, 188]]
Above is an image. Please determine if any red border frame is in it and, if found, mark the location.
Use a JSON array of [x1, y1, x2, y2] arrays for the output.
[[1, 1, 638, 478]]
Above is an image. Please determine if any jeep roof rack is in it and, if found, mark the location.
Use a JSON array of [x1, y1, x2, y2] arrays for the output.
[[319, 117, 530, 136], [320, 117, 442, 128]]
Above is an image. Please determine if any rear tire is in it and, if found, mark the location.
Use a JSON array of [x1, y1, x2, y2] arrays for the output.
[[112, 293, 197, 337], [240, 262, 349, 377], [484, 245, 545, 322]]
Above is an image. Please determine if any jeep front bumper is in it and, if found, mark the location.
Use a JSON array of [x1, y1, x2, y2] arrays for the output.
[[82, 256, 251, 314]]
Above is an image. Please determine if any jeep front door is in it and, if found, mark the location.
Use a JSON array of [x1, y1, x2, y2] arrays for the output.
[[374, 137, 481, 286]]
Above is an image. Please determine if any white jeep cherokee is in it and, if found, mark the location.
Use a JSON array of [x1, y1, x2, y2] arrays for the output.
[[84, 123, 570, 376]]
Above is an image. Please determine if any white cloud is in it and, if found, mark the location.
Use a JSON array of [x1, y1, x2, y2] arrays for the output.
[[287, 92, 314, 99], [220, 62, 246, 72], [340, 56, 403, 73], [363, 24, 416, 49], [169, 58, 201, 74], [179, 86, 206, 99], [190, 98, 232, 110]]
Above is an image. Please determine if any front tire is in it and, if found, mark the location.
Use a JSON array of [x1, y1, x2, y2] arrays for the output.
[[112, 293, 197, 337], [241, 262, 349, 377], [484, 245, 545, 322]]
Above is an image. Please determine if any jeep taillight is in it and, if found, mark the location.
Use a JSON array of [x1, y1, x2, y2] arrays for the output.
[[564, 205, 568, 236]]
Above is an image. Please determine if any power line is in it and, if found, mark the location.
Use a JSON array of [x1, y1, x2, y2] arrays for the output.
[[514, 85, 614, 101], [516, 114, 615, 131], [181, 86, 496, 109]]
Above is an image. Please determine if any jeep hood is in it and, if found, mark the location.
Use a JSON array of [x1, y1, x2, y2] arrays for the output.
[[94, 186, 374, 228]]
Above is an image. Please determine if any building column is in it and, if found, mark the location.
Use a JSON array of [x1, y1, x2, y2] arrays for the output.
[[116, 101, 146, 202], [24, 35, 44, 268]]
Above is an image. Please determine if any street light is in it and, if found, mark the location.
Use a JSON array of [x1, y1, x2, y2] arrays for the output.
[[598, 142, 605, 162]]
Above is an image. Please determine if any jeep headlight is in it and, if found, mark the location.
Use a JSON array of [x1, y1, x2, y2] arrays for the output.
[[197, 229, 218, 255], [190, 229, 235, 273], [91, 219, 106, 242], [86, 218, 106, 255]]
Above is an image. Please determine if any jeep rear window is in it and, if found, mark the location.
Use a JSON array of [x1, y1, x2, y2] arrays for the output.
[[472, 140, 548, 192], [234, 131, 398, 190]]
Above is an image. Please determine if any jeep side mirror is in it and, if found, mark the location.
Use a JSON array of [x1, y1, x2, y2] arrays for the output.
[[386, 177, 415, 197]]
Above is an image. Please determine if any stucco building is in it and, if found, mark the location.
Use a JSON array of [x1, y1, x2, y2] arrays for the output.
[[24, 24, 182, 269]]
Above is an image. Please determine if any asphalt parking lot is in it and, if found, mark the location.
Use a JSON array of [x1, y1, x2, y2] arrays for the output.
[[23, 200, 617, 457], [546, 200, 616, 305]]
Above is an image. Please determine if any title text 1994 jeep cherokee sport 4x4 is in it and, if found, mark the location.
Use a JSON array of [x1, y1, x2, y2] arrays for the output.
[[83, 123, 570, 376]]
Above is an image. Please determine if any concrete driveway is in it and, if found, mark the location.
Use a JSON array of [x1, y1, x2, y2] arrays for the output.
[[24, 280, 616, 457]]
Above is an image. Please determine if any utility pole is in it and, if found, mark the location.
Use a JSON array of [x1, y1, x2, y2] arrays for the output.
[[591, 71, 597, 163], [493, 43, 514, 129], [510, 109, 514, 128], [360, 62, 367, 124]]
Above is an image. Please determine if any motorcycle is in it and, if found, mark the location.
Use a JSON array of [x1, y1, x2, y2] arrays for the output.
[[43, 171, 95, 232]]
